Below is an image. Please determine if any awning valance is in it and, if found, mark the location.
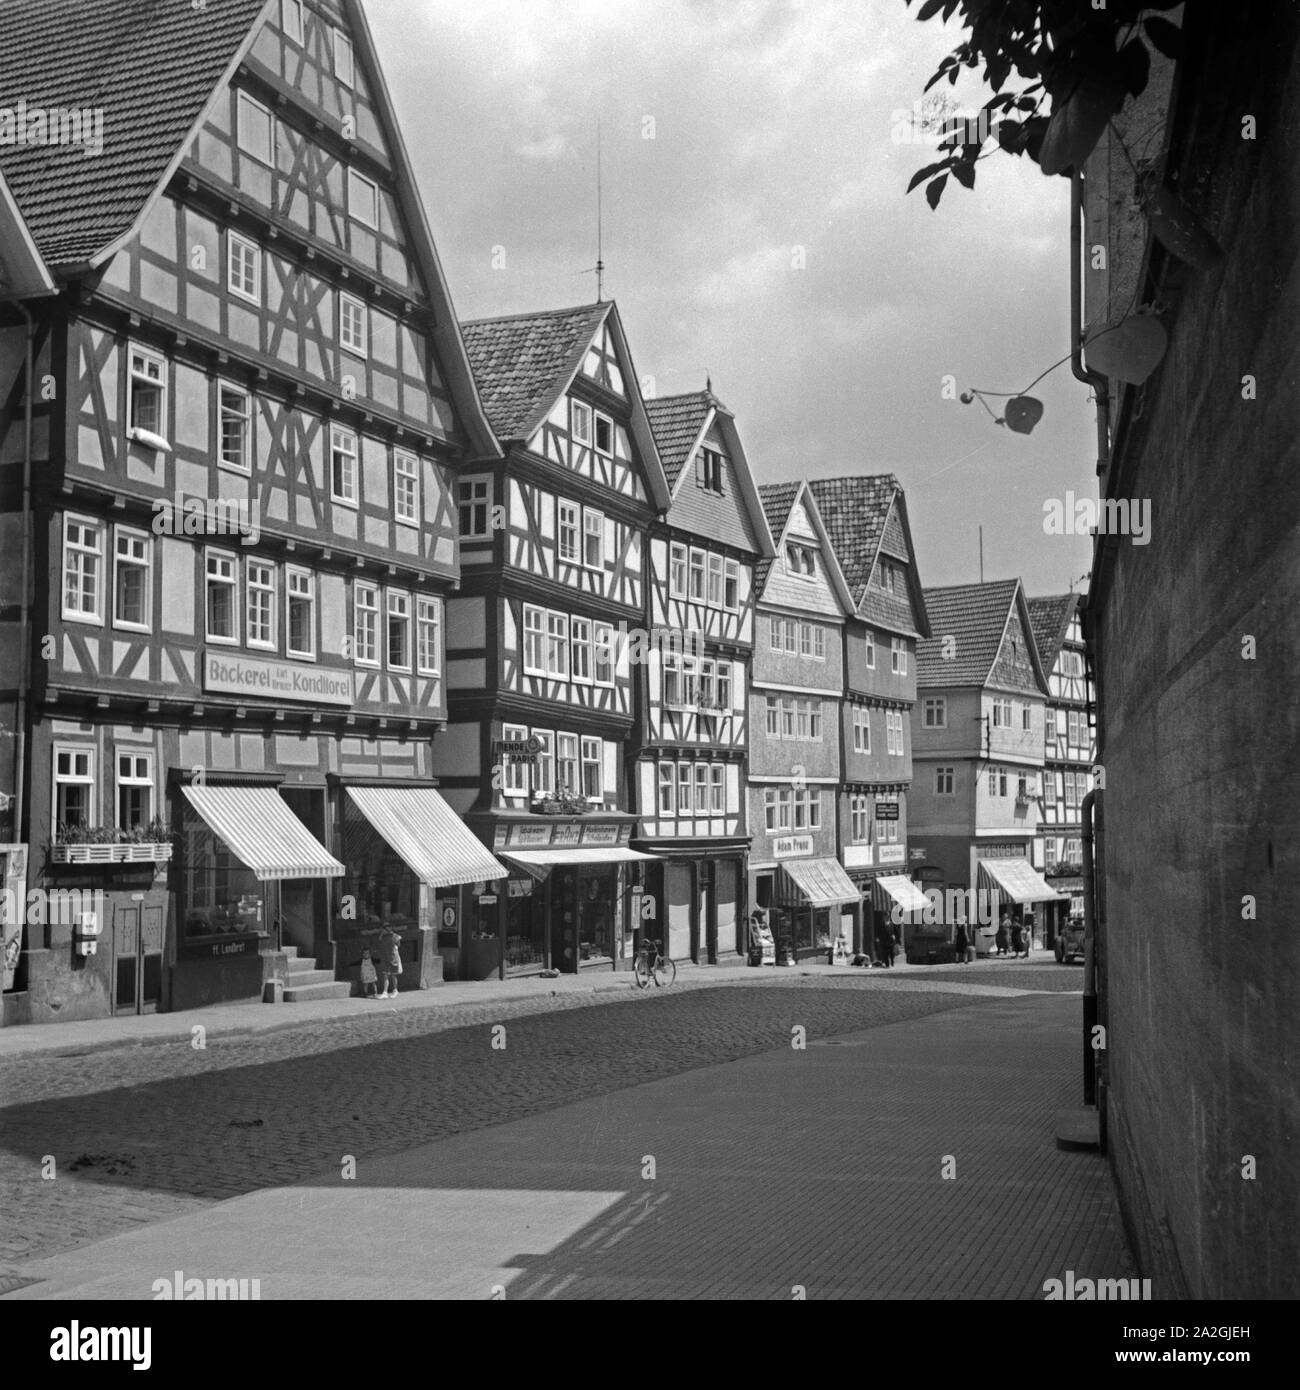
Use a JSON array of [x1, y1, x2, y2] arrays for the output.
[[502, 846, 657, 871], [977, 857, 1067, 905], [346, 787, 507, 889], [872, 874, 929, 915], [781, 856, 859, 908], [181, 784, 344, 881]]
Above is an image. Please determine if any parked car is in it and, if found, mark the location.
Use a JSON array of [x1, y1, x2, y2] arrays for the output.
[[1055, 916, 1086, 963]]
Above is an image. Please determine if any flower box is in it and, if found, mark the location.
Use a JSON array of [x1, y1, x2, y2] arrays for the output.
[[50, 842, 173, 865]]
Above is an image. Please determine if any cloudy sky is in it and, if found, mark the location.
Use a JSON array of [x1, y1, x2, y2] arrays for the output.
[[368, 0, 1095, 598]]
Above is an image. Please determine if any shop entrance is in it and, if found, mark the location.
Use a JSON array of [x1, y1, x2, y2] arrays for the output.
[[112, 903, 163, 1016], [280, 787, 329, 961], [694, 860, 717, 964]]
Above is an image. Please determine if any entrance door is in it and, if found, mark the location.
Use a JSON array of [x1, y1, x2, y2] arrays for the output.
[[696, 860, 717, 964], [280, 787, 329, 961], [113, 904, 162, 1016]]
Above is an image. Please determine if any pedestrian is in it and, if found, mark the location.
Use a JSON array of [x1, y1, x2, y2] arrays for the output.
[[953, 922, 969, 964], [1021, 914, 1034, 958], [876, 922, 895, 968], [376, 923, 403, 998], [1010, 918, 1024, 957], [359, 948, 378, 998], [996, 912, 1011, 956]]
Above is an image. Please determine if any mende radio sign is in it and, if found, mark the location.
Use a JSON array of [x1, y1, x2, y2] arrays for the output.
[[204, 652, 354, 706]]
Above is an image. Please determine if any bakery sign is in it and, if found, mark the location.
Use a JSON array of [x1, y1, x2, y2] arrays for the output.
[[204, 651, 353, 706]]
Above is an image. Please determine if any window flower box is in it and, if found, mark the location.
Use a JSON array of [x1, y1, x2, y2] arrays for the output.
[[50, 841, 173, 865]]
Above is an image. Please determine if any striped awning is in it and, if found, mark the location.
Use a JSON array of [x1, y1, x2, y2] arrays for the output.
[[977, 857, 1067, 905], [872, 874, 929, 915], [346, 787, 507, 889], [781, 856, 859, 908], [500, 845, 657, 883], [181, 784, 344, 881]]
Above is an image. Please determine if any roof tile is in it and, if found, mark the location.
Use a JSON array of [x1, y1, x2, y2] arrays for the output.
[[645, 392, 710, 489], [1027, 593, 1078, 671], [916, 580, 1021, 687]]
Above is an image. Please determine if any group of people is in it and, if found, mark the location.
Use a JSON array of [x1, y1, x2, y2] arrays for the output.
[[951, 912, 1033, 962]]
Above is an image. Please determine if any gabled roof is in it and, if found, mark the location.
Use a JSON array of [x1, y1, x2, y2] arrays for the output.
[[460, 299, 672, 509], [0, 0, 270, 268], [756, 480, 855, 614], [0, 167, 54, 298], [645, 389, 775, 559], [1027, 593, 1079, 671], [917, 579, 1049, 691], [807, 475, 931, 638]]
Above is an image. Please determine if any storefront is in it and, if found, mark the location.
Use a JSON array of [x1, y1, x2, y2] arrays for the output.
[[461, 812, 655, 977], [633, 843, 748, 966], [843, 840, 912, 956], [976, 855, 1067, 952], [870, 873, 930, 960], [775, 850, 860, 963], [1041, 874, 1085, 948]]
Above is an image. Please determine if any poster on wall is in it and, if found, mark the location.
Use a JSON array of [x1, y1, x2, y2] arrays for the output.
[[1, 844, 29, 992]]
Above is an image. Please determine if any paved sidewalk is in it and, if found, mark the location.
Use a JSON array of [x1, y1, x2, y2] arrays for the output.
[[3, 990, 1127, 1300], [0, 952, 1060, 1060]]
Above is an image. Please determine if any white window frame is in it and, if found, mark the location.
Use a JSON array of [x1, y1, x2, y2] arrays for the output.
[[523, 605, 545, 676], [593, 411, 614, 457], [52, 743, 96, 831], [769, 614, 783, 652], [348, 168, 378, 229], [127, 345, 168, 447], [707, 553, 724, 609], [502, 723, 529, 796], [458, 475, 492, 539], [865, 630, 875, 669], [923, 697, 947, 728], [1022, 703, 1032, 731], [709, 764, 724, 813], [582, 509, 604, 570], [281, 0, 304, 44], [677, 761, 693, 814], [334, 27, 355, 87], [236, 91, 273, 166], [386, 589, 411, 672], [669, 542, 688, 599], [558, 500, 580, 565], [688, 548, 706, 601], [416, 595, 441, 676], [765, 694, 780, 738], [715, 661, 732, 712], [286, 566, 316, 660], [593, 622, 615, 687], [763, 788, 777, 832], [218, 382, 252, 474], [112, 525, 151, 633], [570, 399, 592, 446], [393, 451, 420, 527], [813, 625, 825, 660], [570, 617, 592, 685], [339, 291, 368, 358], [115, 749, 155, 833], [205, 548, 239, 645], [62, 514, 105, 625], [784, 618, 799, 653], [853, 706, 870, 754], [330, 424, 358, 507], [532, 730, 555, 796], [891, 637, 907, 675], [694, 763, 710, 814], [556, 732, 579, 796], [659, 762, 676, 817], [353, 581, 380, 666], [545, 610, 570, 679], [723, 557, 740, 612], [227, 231, 261, 305], [247, 560, 276, 651], [581, 737, 603, 801]]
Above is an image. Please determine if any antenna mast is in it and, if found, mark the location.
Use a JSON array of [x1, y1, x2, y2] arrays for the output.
[[595, 118, 605, 302], [979, 526, 985, 584]]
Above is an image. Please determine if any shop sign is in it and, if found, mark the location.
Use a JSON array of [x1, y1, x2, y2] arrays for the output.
[[774, 835, 813, 859], [203, 651, 354, 706], [479, 895, 498, 907], [508, 823, 552, 848], [493, 736, 541, 764], [910, 848, 926, 861], [441, 904, 457, 929], [842, 843, 873, 869], [878, 845, 906, 865], [618, 824, 632, 844], [981, 843, 1026, 858], [874, 802, 900, 821], [508, 879, 532, 898], [581, 824, 619, 846], [551, 824, 582, 846], [179, 932, 259, 960]]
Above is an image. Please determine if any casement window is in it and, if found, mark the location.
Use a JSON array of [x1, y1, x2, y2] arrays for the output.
[[386, 590, 410, 670], [709, 763, 724, 813], [688, 549, 706, 601], [679, 654, 699, 708], [724, 558, 740, 612], [669, 542, 688, 598], [769, 615, 783, 652], [865, 630, 875, 669], [594, 412, 613, 456], [457, 476, 491, 538], [852, 706, 870, 754], [992, 696, 1013, 728], [227, 232, 261, 304], [707, 553, 724, 608], [334, 27, 354, 86], [784, 618, 799, 652], [116, 751, 154, 832], [936, 766, 955, 795], [851, 794, 869, 843], [765, 694, 780, 737], [781, 698, 796, 740], [796, 700, 810, 740], [236, 91, 273, 165], [677, 761, 693, 814], [339, 292, 367, 357], [219, 384, 251, 473], [1064, 771, 1077, 808], [558, 501, 580, 564], [658, 762, 676, 816], [128, 346, 167, 444], [348, 168, 378, 228], [763, 788, 777, 832], [1022, 703, 1032, 731], [698, 658, 715, 710], [923, 697, 946, 728], [988, 766, 1008, 797], [545, 611, 569, 678], [287, 567, 316, 659], [886, 710, 904, 756], [205, 550, 239, 644], [875, 560, 897, 593], [697, 446, 724, 494], [581, 737, 602, 800], [393, 452, 419, 526], [523, 607, 545, 675], [502, 723, 529, 795], [1068, 709, 1082, 746], [330, 425, 358, 506], [53, 745, 95, 830], [694, 764, 710, 812], [793, 786, 821, 831], [1018, 772, 1032, 800], [570, 617, 592, 683], [416, 596, 441, 676], [1045, 838, 1057, 869], [875, 798, 899, 842], [786, 542, 816, 577], [532, 731, 555, 796], [247, 561, 276, 650], [891, 637, 908, 675], [812, 625, 826, 660], [281, 0, 303, 44], [556, 733, 579, 795], [112, 527, 150, 631], [63, 515, 104, 623], [571, 399, 592, 445], [593, 622, 614, 687], [1057, 707, 1068, 738], [583, 509, 604, 569], [715, 661, 732, 711]]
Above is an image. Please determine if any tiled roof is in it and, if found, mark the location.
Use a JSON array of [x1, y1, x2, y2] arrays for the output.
[[1027, 594, 1078, 671], [0, 0, 266, 267], [755, 480, 802, 592], [645, 392, 711, 488], [806, 475, 900, 608], [460, 303, 609, 442], [916, 580, 1021, 687]]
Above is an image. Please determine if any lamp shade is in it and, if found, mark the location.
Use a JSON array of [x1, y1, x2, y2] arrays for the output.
[[1085, 314, 1167, 384], [1003, 396, 1044, 435]]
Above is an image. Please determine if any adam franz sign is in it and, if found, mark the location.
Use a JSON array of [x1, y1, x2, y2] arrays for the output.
[[204, 652, 354, 706]]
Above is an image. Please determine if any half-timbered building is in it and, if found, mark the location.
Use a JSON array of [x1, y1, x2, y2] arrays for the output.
[[808, 476, 931, 959], [635, 389, 774, 964], [749, 482, 859, 962], [0, 0, 506, 1025], [435, 301, 671, 977], [1027, 593, 1096, 948]]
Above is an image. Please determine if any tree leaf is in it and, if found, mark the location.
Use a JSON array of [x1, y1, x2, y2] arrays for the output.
[[1118, 38, 1150, 97], [916, 0, 946, 20], [925, 173, 949, 210], [1143, 16, 1183, 59], [907, 160, 950, 193], [952, 159, 976, 189]]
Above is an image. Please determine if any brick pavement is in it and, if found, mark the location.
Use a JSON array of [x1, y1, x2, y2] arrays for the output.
[[2, 989, 1131, 1300]]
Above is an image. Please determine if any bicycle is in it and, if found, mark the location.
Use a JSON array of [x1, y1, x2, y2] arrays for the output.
[[632, 937, 676, 989]]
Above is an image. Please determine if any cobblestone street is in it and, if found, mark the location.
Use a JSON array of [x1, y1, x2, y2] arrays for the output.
[[0, 965, 1096, 1278]]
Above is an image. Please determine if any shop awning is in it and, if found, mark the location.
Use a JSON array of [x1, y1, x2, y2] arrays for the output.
[[872, 874, 930, 915], [977, 857, 1067, 905], [501, 846, 657, 873], [181, 784, 344, 881], [346, 787, 507, 888], [781, 856, 860, 908]]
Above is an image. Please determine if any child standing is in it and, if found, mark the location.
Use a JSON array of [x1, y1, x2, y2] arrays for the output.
[[359, 948, 378, 998], [376, 924, 403, 998]]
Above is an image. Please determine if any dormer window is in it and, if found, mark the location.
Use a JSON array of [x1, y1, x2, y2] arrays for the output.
[[594, 412, 613, 456], [785, 542, 816, 577], [697, 447, 724, 494]]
